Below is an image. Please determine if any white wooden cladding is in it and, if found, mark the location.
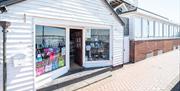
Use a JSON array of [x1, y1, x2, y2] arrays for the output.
[[0, 0, 124, 90]]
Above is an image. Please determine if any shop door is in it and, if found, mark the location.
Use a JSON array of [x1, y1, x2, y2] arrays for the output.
[[70, 29, 83, 66]]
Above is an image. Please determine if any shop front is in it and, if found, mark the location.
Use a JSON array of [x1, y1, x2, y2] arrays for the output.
[[0, 0, 124, 90], [34, 21, 113, 88]]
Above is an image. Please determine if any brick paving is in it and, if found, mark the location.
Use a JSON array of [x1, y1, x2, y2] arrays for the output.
[[78, 50, 180, 91]]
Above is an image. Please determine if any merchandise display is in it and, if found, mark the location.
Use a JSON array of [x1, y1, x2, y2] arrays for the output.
[[35, 25, 66, 76], [85, 29, 110, 61]]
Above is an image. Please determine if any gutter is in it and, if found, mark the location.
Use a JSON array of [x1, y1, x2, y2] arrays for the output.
[[137, 7, 169, 20], [113, 0, 168, 20], [0, 0, 25, 6], [120, 0, 168, 20]]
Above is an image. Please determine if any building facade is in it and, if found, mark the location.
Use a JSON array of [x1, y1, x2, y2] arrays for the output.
[[114, 4, 180, 62], [0, 0, 125, 91]]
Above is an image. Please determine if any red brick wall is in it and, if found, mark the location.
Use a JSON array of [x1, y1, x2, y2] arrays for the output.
[[130, 39, 180, 62]]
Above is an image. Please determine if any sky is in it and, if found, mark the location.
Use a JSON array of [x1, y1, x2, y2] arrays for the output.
[[137, 0, 180, 24]]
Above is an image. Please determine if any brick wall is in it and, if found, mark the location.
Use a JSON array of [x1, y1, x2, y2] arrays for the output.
[[130, 39, 180, 62]]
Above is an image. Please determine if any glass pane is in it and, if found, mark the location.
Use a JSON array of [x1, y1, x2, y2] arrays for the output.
[[85, 29, 110, 61], [170, 26, 174, 37], [155, 22, 159, 37], [36, 25, 43, 46], [142, 19, 148, 38], [134, 18, 142, 38], [174, 26, 178, 37], [178, 27, 180, 37], [159, 23, 163, 37], [149, 21, 154, 37], [168, 25, 170, 37], [164, 24, 168, 37], [35, 25, 66, 76]]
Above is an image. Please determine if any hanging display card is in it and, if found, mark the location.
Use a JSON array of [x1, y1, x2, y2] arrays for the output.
[[86, 29, 91, 38], [61, 47, 66, 56]]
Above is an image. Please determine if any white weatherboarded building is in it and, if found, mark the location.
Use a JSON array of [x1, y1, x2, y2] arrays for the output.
[[0, 0, 124, 91]]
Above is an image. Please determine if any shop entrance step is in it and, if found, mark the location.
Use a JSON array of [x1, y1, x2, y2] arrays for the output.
[[37, 67, 112, 91]]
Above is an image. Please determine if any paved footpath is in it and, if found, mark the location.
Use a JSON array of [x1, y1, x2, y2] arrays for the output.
[[78, 50, 180, 91]]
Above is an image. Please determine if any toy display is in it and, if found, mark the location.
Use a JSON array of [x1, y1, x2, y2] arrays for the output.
[[36, 25, 66, 76], [85, 29, 110, 61]]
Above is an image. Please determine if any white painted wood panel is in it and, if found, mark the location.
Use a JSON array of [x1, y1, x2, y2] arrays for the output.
[[112, 25, 124, 66], [0, 0, 124, 91]]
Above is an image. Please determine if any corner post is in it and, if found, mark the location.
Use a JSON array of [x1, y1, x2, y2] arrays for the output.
[[0, 21, 11, 91]]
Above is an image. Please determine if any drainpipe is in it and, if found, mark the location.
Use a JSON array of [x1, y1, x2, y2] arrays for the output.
[[0, 21, 11, 91]]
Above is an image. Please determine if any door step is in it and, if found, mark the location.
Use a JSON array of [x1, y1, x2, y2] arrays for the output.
[[37, 67, 112, 91]]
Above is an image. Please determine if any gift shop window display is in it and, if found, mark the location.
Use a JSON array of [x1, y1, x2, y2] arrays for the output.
[[85, 29, 110, 61], [35, 25, 66, 76]]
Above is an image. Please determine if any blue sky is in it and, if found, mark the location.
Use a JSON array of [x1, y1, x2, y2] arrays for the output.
[[138, 0, 180, 24]]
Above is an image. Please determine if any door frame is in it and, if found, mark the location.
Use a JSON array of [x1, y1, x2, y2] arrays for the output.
[[69, 28, 84, 67]]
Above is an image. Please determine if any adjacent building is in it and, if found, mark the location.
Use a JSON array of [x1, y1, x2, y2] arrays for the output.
[[112, 0, 180, 62], [0, 0, 125, 91]]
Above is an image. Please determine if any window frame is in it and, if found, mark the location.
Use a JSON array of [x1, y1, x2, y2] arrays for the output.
[[149, 20, 154, 37], [159, 23, 163, 37], [134, 17, 142, 38], [155, 22, 160, 37], [142, 18, 149, 38], [35, 25, 67, 76], [85, 29, 111, 61]]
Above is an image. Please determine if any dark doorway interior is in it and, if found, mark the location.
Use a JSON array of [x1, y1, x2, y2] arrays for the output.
[[70, 29, 83, 71]]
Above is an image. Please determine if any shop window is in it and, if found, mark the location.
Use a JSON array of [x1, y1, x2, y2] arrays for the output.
[[35, 25, 66, 76], [123, 17, 129, 36], [178, 27, 180, 37], [134, 18, 142, 38], [142, 19, 148, 38], [170, 25, 174, 37], [174, 26, 178, 37], [85, 29, 110, 61], [164, 24, 168, 37], [155, 22, 159, 37], [159, 23, 163, 37], [167, 25, 170, 37], [149, 20, 154, 37]]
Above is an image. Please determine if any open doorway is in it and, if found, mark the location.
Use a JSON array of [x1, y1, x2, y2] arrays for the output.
[[70, 29, 83, 71]]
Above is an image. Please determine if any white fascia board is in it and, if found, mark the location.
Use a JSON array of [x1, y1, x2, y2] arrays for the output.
[[136, 9, 168, 21], [120, 11, 180, 26]]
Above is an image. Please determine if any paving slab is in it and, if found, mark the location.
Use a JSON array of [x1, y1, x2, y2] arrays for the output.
[[78, 50, 180, 91]]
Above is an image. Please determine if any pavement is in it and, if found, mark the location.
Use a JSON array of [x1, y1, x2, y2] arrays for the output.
[[77, 50, 180, 91]]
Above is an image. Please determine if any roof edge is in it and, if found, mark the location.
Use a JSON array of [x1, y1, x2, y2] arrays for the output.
[[137, 7, 169, 20], [104, 0, 125, 26], [0, 0, 25, 6]]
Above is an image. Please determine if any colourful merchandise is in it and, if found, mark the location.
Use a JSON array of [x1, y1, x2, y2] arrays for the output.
[[58, 56, 64, 67], [52, 60, 58, 70], [61, 47, 66, 56], [36, 66, 45, 76], [36, 54, 43, 62], [45, 63, 52, 72], [50, 52, 55, 61], [36, 61, 45, 68]]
